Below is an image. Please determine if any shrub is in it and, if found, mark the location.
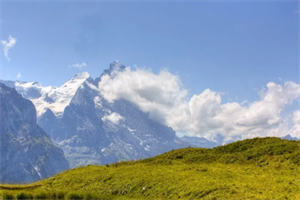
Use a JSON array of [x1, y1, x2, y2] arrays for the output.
[[84, 194, 100, 200], [290, 151, 300, 165], [67, 193, 84, 200], [48, 193, 56, 199], [3, 193, 15, 200], [34, 192, 48, 200], [16, 193, 33, 200], [56, 192, 65, 200]]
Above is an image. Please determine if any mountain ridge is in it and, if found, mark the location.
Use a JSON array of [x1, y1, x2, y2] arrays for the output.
[[1, 62, 195, 168], [0, 62, 227, 170], [0, 83, 69, 184]]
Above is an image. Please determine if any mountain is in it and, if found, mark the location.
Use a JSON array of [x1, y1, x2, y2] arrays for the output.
[[1, 137, 299, 200], [1, 72, 90, 117], [282, 134, 300, 141], [0, 83, 69, 184], [40, 62, 185, 167], [179, 136, 219, 148], [2, 62, 189, 168]]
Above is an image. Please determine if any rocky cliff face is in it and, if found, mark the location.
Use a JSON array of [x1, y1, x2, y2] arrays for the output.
[[0, 83, 69, 183], [54, 81, 184, 167]]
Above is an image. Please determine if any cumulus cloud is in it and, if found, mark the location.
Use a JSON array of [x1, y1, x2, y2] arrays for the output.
[[99, 67, 187, 123], [172, 82, 300, 141], [289, 110, 300, 137], [98, 66, 300, 142], [70, 62, 87, 69], [1, 35, 16, 61]]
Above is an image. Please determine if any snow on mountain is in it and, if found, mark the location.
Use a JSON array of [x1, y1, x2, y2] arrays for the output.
[[30, 62, 186, 167], [53, 79, 185, 167], [5, 72, 90, 117], [1, 62, 218, 168], [0, 83, 69, 183]]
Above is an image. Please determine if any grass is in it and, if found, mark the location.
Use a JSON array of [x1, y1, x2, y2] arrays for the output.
[[0, 137, 299, 200]]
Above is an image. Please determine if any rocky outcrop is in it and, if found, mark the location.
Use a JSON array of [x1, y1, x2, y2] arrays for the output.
[[0, 83, 69, 183]]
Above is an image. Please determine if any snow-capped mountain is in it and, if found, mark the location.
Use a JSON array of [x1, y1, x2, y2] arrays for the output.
[[1, 72, 90, 117], [0, 83, 69, 183], [1, 61, 215, 168], [37, 62, 185, 167]]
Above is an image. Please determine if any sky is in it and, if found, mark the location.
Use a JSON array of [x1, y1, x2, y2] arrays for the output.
[[0, 1, 299, 101], [1, 0, 300, 140]]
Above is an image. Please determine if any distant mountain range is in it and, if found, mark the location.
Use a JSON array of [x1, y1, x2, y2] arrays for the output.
[[0, 83, 69, 183], [1, 62, 299, 184], [282, 134, 300, 141], [178, 136, 219, 148], [1, 62, 222, 170]]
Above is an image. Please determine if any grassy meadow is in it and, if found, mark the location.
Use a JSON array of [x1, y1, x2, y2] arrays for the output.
[[1, 137, 299, 200]]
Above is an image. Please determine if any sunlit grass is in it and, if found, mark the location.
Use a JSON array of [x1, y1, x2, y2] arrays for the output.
[[1, 137, 299, 200]]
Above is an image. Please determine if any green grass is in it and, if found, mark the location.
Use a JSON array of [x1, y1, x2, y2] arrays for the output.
[[1, 137, 299, 200]]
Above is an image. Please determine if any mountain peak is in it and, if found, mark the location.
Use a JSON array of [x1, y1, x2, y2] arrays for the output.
[[102, 61, 126, 76], [110, 60, 122, 68], [73, 72, 90, 79], [95, 61, 126, 84]]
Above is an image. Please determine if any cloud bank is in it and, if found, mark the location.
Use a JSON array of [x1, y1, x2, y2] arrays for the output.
[[98, 67, 300, 142], [1, 35, 16, 61]]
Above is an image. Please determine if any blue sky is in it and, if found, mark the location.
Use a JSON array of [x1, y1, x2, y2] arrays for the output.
[[0, 0, 299, 103]]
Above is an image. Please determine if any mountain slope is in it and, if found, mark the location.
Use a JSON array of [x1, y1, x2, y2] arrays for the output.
[[50, 75, 184, 167], [0, 83, 69, 184], [1, 137, 299, 200], [0, 62, 223, 168], [34, 62, 186, 167], [1, 72, 90, 117]]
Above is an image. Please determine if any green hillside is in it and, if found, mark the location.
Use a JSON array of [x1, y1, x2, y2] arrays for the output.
[[1, 137, 300, 200]]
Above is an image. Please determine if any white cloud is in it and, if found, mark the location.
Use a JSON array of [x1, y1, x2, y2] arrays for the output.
[[288, 110, 300, 137], [16, 72, 22, 79], [102, 112, 124, 125], [1, 35, 16, 61], [173, 82, 300, 141], [70, 62, 87, 69], [98, 67, 300, 142], [99, 67, 186, 123]]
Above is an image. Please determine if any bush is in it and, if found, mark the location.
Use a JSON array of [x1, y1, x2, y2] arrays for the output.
[[56, 192, 65, 200], [291, 151, 300, 165], [3, 193, 15, 200], [16, 193, 33, 200], [23, 192, 66, 200], [34, 192, 48, 200], [45, 192, 65, 200], [67, 193, 84, 200], [84, 194, 100, 200]]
